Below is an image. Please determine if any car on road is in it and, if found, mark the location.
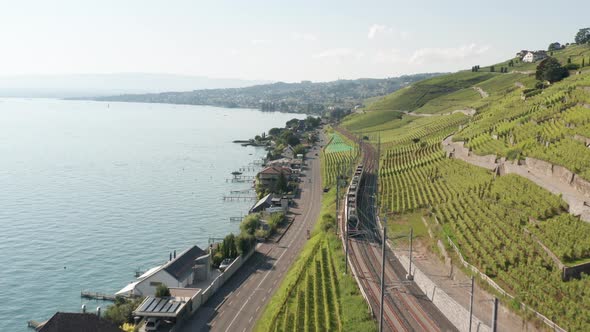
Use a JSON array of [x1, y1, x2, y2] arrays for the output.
[[219, 258, 233, 272], [145, 317, 161, 331]]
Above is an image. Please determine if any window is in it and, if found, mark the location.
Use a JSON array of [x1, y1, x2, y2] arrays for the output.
[[150, 281, 162, 287]]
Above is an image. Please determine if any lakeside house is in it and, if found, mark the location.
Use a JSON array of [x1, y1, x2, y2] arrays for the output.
[[249, 193, 289, 213], [132, 288, 201, 326], [115, 245, 210, 297], [36, 312, 123, 332], [266, 157, 301, 170], [522, 50, 548, 63], [257, 165, 293, 188], [281, 145, 296, 159]]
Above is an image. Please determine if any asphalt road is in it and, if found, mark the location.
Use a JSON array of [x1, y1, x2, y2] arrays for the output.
[[177, 133, 325, 332]]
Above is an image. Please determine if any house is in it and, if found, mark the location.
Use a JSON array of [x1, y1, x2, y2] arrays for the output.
[[523, 51, 548, 63], [115, 245, 210, 297], [38, 312, 123, 332], [282, 145, 296, 159], [266, 157, 302, 169], [133, 288, 201, 324], [249, 193, 289, 213], [516, 50, 529, 58], [257, 166, 293, 188]]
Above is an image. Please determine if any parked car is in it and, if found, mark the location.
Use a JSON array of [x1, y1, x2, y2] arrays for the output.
[[145, 317, 161, 331], [219, 258, 233, 272]]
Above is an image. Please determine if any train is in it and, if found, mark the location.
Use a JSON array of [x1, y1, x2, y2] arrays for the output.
[[345, 162, 364, 232]]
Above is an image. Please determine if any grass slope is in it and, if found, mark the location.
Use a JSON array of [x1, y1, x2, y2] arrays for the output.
[[340, 110, 403, 131], [366, 71, 495, 112]]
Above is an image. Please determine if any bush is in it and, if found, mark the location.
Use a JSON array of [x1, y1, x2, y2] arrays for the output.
[[319, 213, 336, 232], [155, 284, 170, 297], [212, 251, 224, 267], [104, 297, 144, 326], [236, 233, 256, 255], [564, 63, 580, 70], [255, 228, 269, 239], [240, 214, 262, 235], [267, 212, 285, 232]]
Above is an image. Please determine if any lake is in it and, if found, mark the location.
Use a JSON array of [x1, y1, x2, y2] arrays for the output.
[[0, 98, 304, 331]]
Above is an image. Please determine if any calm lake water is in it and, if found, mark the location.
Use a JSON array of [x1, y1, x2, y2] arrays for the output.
[[0, 98, 304, 331]]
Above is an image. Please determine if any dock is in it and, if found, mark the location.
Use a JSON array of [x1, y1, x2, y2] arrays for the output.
[[230, 216, 244, 222], [81, 291, 117, 301], [223, 195, 257, 201], [27, 320, 44, 330], [225, 175, 255, 182]]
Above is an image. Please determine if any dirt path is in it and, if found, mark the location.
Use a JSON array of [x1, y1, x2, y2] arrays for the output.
[[402, 109, 476, 117], [442, 135, 590, 221], [473, 86, 489, 98]]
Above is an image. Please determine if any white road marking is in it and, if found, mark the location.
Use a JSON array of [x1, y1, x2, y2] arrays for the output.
[[221, 154, 320, 332]]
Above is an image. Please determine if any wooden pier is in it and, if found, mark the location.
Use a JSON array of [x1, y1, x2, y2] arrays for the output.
[[230, 216, 244, 222], [223, 195, 257, 201], [81, 291, 117, 301]]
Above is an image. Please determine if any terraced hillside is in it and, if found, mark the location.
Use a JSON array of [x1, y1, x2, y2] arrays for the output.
[[455, 73, 590, 180], [341, 46, 590, 330], [321, 132, 359, 187]]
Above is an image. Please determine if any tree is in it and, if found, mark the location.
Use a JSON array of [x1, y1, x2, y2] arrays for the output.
[[548, 42, 562, 51], [236, 233, 256, 255], [268, 127, 282, 137], [490, 66, 495, 72], [221, 233, 238, 258], [574, 28, 590, 44], [536, 57, 569, 83], [276, 172, 288, 193], [104, 297, 144, 326], [583, 58, 586, 67], [155, 284, 171, 297]]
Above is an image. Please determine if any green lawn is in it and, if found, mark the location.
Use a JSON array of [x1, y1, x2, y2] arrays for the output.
[[341, 110, 403, 131]]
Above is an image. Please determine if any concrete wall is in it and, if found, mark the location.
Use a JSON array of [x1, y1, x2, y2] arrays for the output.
[[396, 255, 490, 332], [563, 261, 590, 280], [553, 165, 575, 185], [525, 157, 553, 177], [572, 175, 590, 198], [200, 248, 256, 304]]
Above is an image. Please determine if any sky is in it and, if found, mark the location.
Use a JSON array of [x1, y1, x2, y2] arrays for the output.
[[1, 0, 588, 82]]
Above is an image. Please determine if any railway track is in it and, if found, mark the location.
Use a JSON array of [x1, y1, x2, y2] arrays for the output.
[[336, 126, 457, 332]]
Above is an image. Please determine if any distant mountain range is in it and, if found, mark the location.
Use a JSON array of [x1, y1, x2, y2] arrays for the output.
[[0, 73, 272, 98], [90, 73, 444, 114]]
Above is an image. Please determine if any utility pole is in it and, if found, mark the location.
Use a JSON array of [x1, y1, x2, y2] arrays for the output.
[[379, 223, 386, 332], [407, 227, 414, 280], [469, 276, 474, 332], [491, 297, 498, 332], [336, 165, 340, 235]]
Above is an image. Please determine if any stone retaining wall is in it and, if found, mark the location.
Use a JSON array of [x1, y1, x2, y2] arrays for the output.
[[524, 157, 553, 177]]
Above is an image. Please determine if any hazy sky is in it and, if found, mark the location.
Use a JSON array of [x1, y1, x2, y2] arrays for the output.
[[1, 0, 588, 82]]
